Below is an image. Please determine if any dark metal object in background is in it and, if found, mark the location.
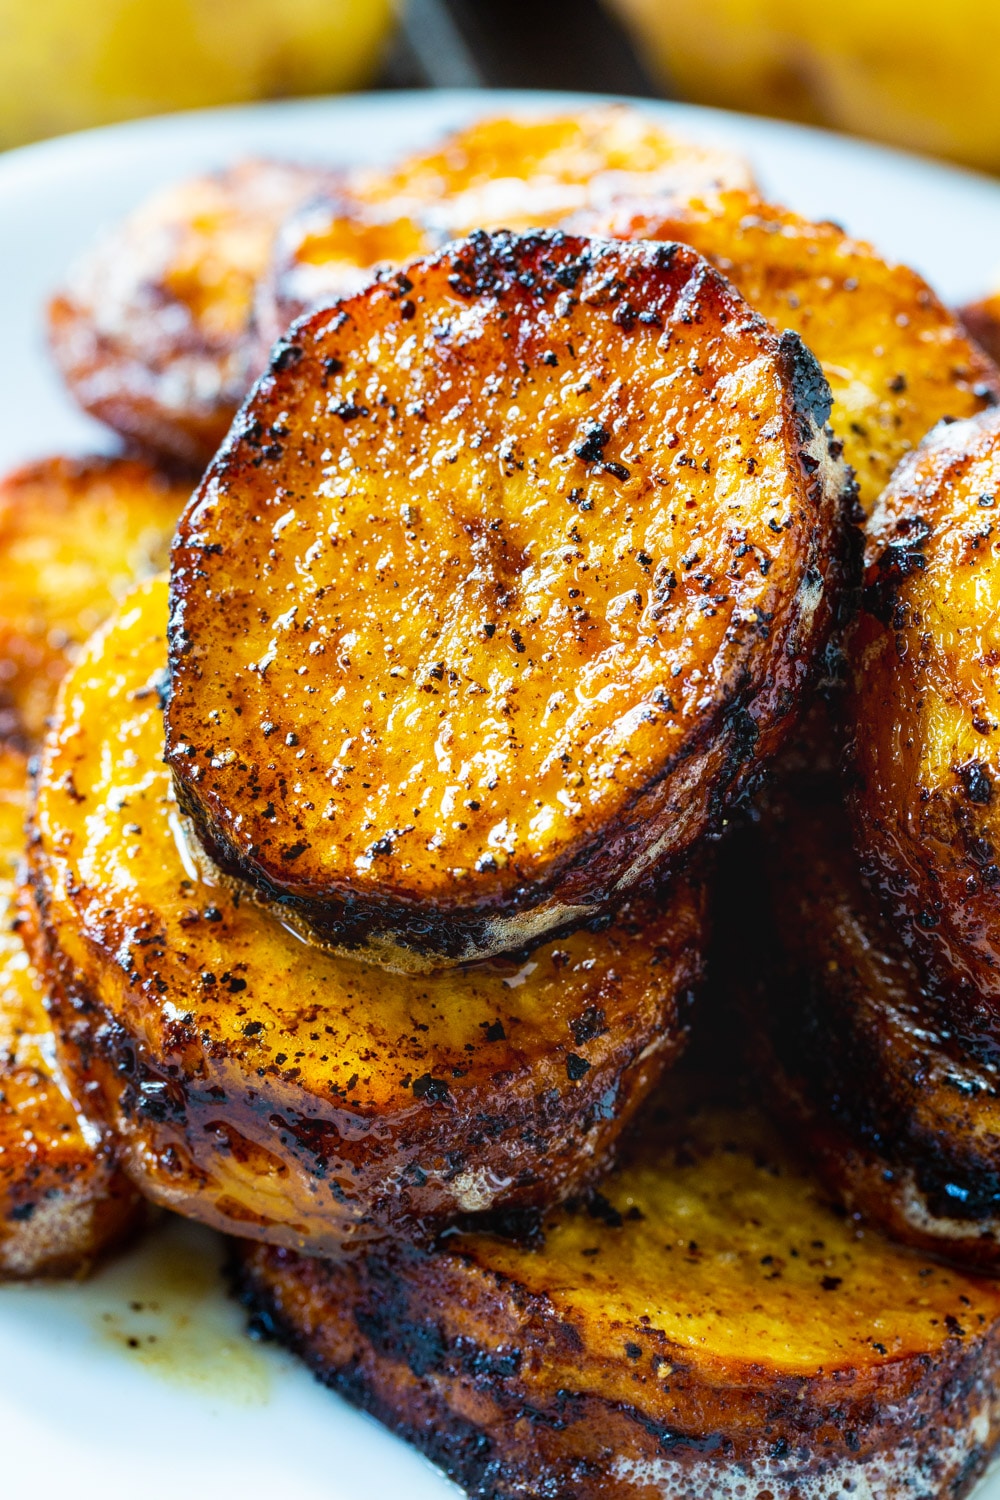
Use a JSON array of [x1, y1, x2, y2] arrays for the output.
[[382, 0, 660, 96]]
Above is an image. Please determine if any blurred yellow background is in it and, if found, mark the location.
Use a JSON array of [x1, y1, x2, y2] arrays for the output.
[[608, 0, 1000, 174], [0, 0, 396, 149]]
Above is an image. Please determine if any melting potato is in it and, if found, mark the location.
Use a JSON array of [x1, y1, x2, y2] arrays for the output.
[[48, 161, 333, 467], [235, 1068, 1000, 1500], [29, 577, 707, 1257], [756, 755, 1000, 1272], [849, 407, 1000, 1060], [167, 230, 852, 970], [254, 106, 753, 347], [0, 453, 188, 746], [0, 748, 141, 1276], [586, 191, 1000, 515]]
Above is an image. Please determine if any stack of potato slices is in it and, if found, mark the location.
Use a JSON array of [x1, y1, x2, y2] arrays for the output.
[[6, 104, 1000, 1499]]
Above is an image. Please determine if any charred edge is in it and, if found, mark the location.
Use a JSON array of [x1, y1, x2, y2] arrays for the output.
[[777, 330, 833, 439]]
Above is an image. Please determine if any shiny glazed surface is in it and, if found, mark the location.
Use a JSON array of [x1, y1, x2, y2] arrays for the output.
[[0, 748, 141, 1277], [237, 1072, 1000, 1499], [587, 190, 1000, 516], [760, 757, 1000, 1270], [0, 453, 188, 747], [48, 160, 332, 466], [167, 229, 850, 966], [255, 107, 753, 344], [849, 406, 1000, 1054], [30, 577, 707, 1255]]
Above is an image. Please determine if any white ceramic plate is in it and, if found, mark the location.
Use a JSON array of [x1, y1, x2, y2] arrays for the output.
[[2, 88, 1000, 1500]]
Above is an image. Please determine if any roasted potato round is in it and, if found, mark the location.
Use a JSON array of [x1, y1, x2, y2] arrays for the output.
[[254, 106, 754, 347], [757, 759, 1000, 1272], [167, 230, 853, 970], [48, 160, 333, 467], [236, 1069, 1000, 1500], [29, 576, 707, 1257], [849, 406, 1000, 1057], [0, 748, 142, 1277], [586, 191, 1000, 516], [0, 453, 189, 747]]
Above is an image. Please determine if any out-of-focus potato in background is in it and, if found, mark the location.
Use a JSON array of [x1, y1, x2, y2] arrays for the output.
[[607, 0, 1000, 173], [0, 0, 396, 149]]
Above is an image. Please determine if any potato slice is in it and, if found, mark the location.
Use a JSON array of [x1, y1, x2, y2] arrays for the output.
[[254, 106, 753, 347], [0, 453, 188, 747], [0, 748, 141, 1277], [235, 1067, 1000, 1500], [29, 576, 706, 1257], [849, 406, 1000, 1061], [961, 291, 1000, 368], [587, 191, 1000, 515], [754, 752, 1000, 1272], [48, 161, 333, 467], [167, 230, 852, 970]]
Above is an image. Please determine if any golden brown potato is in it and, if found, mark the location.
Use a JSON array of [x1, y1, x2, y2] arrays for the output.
[[48, 160, 333, 467], [167, 230, 853, 971], [235, 1066, 1000, 1500], [586, 191, 1000, 516], [254, 107, 754, 347], [0, 453, 189, 747], [29, 576, 707, 1257], [849, 406, 1000, 1060], [961, 291, 1000, 368], [0, 748, 141, 1277], [754, 755, 1000, 1272]]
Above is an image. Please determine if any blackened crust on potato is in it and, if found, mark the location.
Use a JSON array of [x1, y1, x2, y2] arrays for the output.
[[751, 749, 1000, 1271], [232, 1076, 1000, 1500], [848, 407, 1000, 1061], [167, 229, 854, 970], [28, 577, 707, 1256]]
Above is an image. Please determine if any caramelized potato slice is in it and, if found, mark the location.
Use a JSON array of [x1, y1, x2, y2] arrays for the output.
[[849, 406, 1000, 1058], [0, 748, 141, 1277], [587, 191, 1000, 515], [0, 453, 188, 746], [756, 758, 1000, 1272], [961, 290, 1000, 367], [167, 230, 852, 970], [235, 1072, 1000, 1500], [30, 577, 706, 1257], [48, 161, 333, 467], [255, 106, 753, 345]]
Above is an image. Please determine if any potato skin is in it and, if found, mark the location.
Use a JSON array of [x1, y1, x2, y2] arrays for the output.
[[234, 1075, 1000, 1500], [254, 106, 753, 347], [849, 407, 1000, 1061], [961, 292, 1000, 368], [167, 229, 853, 970], [0, 749, 142, 1277], [756, 755, 1000, 1272], [586, 191, 1000, 517], [48, 161, 332, 467], [0, 453, 189, 747], [29, 576, 707, 1256]]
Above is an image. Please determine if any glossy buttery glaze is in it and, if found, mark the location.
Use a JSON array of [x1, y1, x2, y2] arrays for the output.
[[29, 576, 707, 1256], [236, 1075, 1000, 1499], [850, 406, 1000, 1059], [167, 230, 851, 968]]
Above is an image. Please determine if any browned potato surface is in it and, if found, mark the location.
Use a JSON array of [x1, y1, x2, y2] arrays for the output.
[[255, 107, 753, 346], [0, 748, 141, 1277], [167, 230, 852, 970], [849, 406, 1000, 1060], [587, 191, 1000, 516], [961, 290, 1000, 367], [48, 161, 333, 467], [757, 756, 1000, 1272], [29, 576, 707, 1257], [235, 1068, 1000, 1500], [0, 453, 189, 746]]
